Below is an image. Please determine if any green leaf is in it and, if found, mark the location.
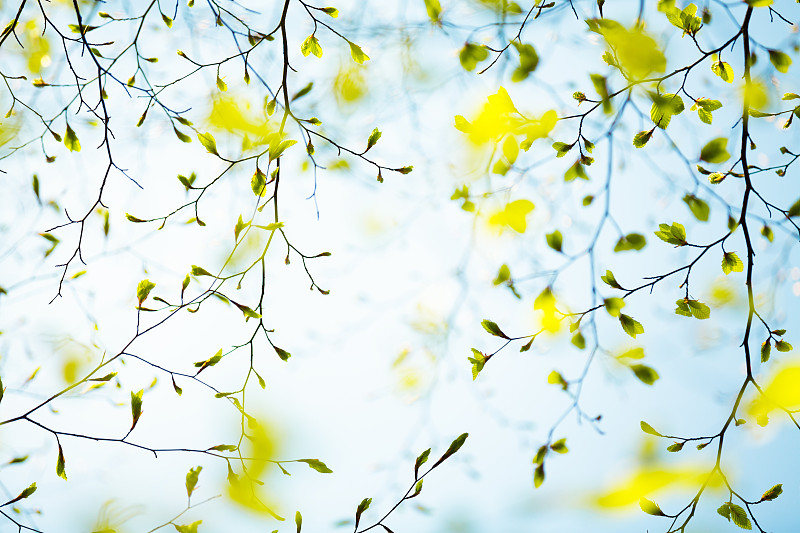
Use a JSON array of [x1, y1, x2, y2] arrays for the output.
[[354, 497, 372, 530], [546, 230, 563, 252], [717, 502, 752, 530], [162, 14, 173, 28], [208, 444, 237, 452], [761, 340, 771, 363], [216, 76, 227, 92], [13, 482, 37, 503], [56, 443, 67, 480], [547, 370, 568, 390], [173, 521, 202, 533], [693, 98, 723, 124], [274, 346, 291, 361], [639, 497, 666, 516], [549, 438, 568, 454], [640, 421, 662, 436], [564, 160, 588, 181], [459, 43, 489, 71], [787, 197, 800, 217], [348, 41, 369, 64], [414, 448, 431, 478], [711, 60, 734, 83], [194, 348, 223, 374], [614, 233, 646, 252], [745, 0, 772, 5], [533, 463, 545, 488], [410, 479, 424, 498], [674, 299, 711, 320], [552, 141, 572, 158], [198, 132, 218, 155], [481, 319, 510, 339], [233, 301, 261, 321], [433, 432, 468, 467], [633, 130, 653, 148], [295, 511, 302, 533], [650, 93, 684, 129], [136, 279, 156, 306], [700, 137, 730, 164], [654, 222, 687, 246], [186, 466, 202, 498], [761, 225, 774, 242], [301, 34, 323, 58], [366, 128, 381, 152], [604, 297, 625, 317], [64, 124, 81, 152], [601, 270, 622, 289], [297, 459, 333, 473], [775, 340, 793, 352], [760, 484, 783, 502], [768, 49, 792, 73], [682, 195, 710, 221], [667, 441, 684, 452], [571, 331, 586, 350], [510, 41, 539, 82], [424, 0, 442, 22], [630, 364, 659, 385], [722, 252, 744, 275], [130, 389, 144, 431], [191, 265, 213, 277], [174, 127, 192, 143], [172, 376, 183, 396], [590, 73, 611, 113]]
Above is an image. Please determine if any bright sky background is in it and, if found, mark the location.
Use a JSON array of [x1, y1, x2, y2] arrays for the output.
[[1, 0, 799, 532]]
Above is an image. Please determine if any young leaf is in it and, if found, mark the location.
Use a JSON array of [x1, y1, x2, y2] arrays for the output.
[[274, 346, 291, 361], [301, 35, 323, 58], [640, 421, 662, 436], [295, 511, 302, 533], [775, 340, 793, 352], [639, 497, 666, 516], [348, 41, 369, 64], [722, 252, 744, 275], [130, 389, 144, 431], [297, 459, 333, 473], [768, 49, 792, 73], [761, 340, 772, 362], [654, 222, 687, 246], [174, 521, 202, 533], [630, 364, 659, 385], [136, 279, 156, 306], [619, 314, 644, 338], [366, 128, 381, 152], [433, 433, 469, 467], [533, 463, 545, 488], [354, 497, 372, 530], [481, 319, 510, 339], [186, 466, 202, 498], [601, 270, 623, 289], [711, 60, 734, 82], [699, 137, 730, 164], [198, 132, 218, 155], [633, 130, 653, 148], [56, 443, 67, 480], [682, 194, 710, 221], [614, 233, 646, 252], [64, 124, 81, 152], [414, 448, 431, 479], [546, 230, 563, 252], [549, 438, 568, 454], [760, 484, 783, 502]]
